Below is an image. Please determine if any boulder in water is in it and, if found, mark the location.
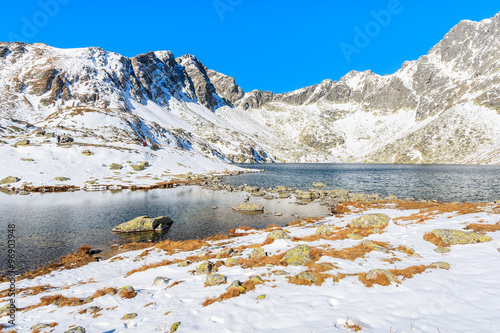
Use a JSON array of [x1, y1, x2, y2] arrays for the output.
[[112, 215, 173, 233]]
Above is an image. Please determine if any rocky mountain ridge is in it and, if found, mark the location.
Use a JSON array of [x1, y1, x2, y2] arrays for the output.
[[1, 12, 499, 164]]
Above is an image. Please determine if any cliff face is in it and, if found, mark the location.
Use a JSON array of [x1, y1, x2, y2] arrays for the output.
[[1, 12, 499, 164]]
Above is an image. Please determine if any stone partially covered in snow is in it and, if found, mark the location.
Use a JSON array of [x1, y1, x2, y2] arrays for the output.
[[281, 245, 312, 266], [112, 216, 173, 233], [431, 229, 493, 245], [195, 260, 213, 274], [350, 213, 391, 228], [152, 276, 171, 286], [268, 229, 291, 240], [250, 248, 267, 260], [430, 262, 451, 270], [365, 269, 398, 282], [206, 274, 226, 286]]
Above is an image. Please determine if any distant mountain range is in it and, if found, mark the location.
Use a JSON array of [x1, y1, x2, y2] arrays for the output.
[[1, 12, 499, 164]]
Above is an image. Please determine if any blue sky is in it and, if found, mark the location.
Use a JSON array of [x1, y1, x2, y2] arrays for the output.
[[0, 0, 498, 93]]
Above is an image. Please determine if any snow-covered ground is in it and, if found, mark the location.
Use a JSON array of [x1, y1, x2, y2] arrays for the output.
[[0, 124, 242, 189], [2, 202, 499, 332]]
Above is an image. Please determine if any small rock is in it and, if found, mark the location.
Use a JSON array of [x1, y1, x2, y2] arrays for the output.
[[256, 294, 266, 299], [361, 240, 388, 252], [347, 233, 363, 240], [60, 136, 74, 143], [31, 323, 50, 330], [195, 260, 213, 274], [85, 306, 101, 314], [0, 176, 20, 184], [297, 271, 319, 283], [81, 150, 94, 156], [251, 275, 264, 284], [232, 203, 265, 212], [15, 139, 30, 145], [109, 163, 122, 170], [365, 269, 398, 282], [32, 129, 46, 136], [225, 257, 241, 266], [350, 213, 391, 228], [54, 177, 70, 181], [112, 215, 173, 233], [170, 322, 181, 333], [139, 161, 150, 167], [268, 230, 291, 240], [312, 182, 327, 187], [130, 164, 145, 171], [121, 313, 138, 320], [274, 212, 283, 216], [273, 270, 289, 276], [430, 262, 450, 270], [118, 286, 136, 298], [316, 224, 332, 236], [250, 248, 267, 260], [434, 248, 451, 253], [281, 245, 311, 266], [178, 260, 190, 267], [431, 229, 493, 245], [216, 248, 233, 259], [226, 280, 245, 293], [64, 327, 85, 333], [153, 276, 170, 286], [206, 274, 226, 286], [212, 206, 218, 209]]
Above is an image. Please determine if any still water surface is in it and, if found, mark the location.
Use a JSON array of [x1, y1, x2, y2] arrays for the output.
[[224, 163, 500, 202], [1, 163, 499, 274], [0, 186, 327, 274]]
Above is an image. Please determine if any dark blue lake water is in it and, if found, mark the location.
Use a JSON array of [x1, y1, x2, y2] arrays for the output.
[[223, 163, 500, 203], [1, 163, 499, 275]]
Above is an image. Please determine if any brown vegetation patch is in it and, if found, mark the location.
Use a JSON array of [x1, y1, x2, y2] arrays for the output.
[[155, 239, 209, 254], [202, 279, 260, 306], [18, 246, 98, 281], [320, 242, 389, 261], [125, 259, 174, 277], [229, 226, 257, 236], [166, 281, 184, 289], [287, 217, 323, 227], [423, 232, 449, 248], [286, 272, 334, 286], [238, 253, 287, 269], [464, 223, 500, 232], [390, 265, 427, 279], [358, 265, 428, 287]]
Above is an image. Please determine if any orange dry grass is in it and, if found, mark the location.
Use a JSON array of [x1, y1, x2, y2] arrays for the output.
[[154, 239, 209, 254], [423, 232, 449, 248], [229, 226, 257, 236], [125, 259, 173, 277], [344, 319, 364, 332], [295, 226, 381, 243], [286, 272, 334, 286], [320, 242, 388, 261], [166, 281, 184, 289], [358, 265, 428, 287], [18, 246, 98, 281], [202, 279, 260, 306], [464, 223, 500, 232], [92, 287, 118, 298]]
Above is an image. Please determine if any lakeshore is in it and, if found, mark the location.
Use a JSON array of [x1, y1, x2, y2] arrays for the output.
[[1, 198, 499, 332]]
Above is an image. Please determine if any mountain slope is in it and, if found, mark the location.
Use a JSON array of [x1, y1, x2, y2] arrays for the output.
[[1, 12, 499, 167]]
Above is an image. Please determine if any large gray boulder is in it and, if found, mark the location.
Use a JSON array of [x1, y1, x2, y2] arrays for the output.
[[112, 215, 173, 233]]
